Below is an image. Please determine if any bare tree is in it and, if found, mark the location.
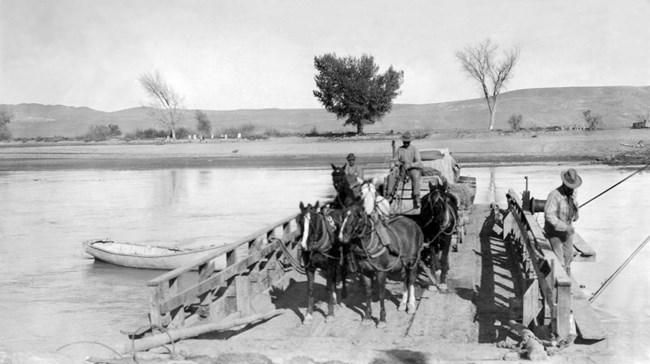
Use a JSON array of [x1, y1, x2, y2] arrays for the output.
[[138, 71, 184, 139], [456, 39, 520, 131]]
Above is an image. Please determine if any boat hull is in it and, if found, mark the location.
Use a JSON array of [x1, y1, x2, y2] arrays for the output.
[[82, 240, 227, 270]]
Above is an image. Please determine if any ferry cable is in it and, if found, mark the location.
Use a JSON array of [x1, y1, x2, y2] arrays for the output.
[[579, 162, 649, 208], [589, 233, 650, 303]]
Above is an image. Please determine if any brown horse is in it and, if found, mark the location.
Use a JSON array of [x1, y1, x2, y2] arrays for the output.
[[331, 164, 359, 208], [297, 201, 348, 323], [419, 180, 458, 291], [338, 202, 423, 328]]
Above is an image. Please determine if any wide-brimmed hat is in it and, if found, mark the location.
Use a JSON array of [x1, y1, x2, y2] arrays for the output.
[[401, 132, 413, 142], [561, 168, 582, 189], [346, 153, 356, 160]]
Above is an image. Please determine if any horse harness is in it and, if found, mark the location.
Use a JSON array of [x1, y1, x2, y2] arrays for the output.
[[349, 212, 405, 272], [420, 191, 457, 244], [303, 211, 343, 264]]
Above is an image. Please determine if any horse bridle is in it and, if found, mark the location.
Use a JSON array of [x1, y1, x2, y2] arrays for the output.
[[420, 190, 457, 238], [301, 211, 339, 260]]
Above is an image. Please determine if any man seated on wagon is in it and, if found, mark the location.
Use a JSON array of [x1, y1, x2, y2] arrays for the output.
[[386, 131, 424, 208]]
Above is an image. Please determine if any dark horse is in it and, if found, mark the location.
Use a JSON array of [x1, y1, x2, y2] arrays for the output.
[[419, 179, 458, 291], [297, 201, 348, 323], [331, 164, 359, 208], [338, 202, 423, 327]]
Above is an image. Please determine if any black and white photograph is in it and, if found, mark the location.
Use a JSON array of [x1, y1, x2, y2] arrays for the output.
[[1, 0, 649, 363]]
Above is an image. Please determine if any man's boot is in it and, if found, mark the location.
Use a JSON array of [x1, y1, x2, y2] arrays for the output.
[[412, 195, 420, 209]]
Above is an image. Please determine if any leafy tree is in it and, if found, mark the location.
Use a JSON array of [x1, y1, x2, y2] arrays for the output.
[[138, 71, 184, 139], [195, 110, 212, 137], [456, 39, 520, 131], [313, 53, 404, 135], [0, 107, 13, 126], [582, 109, 603, 130], [508, 114, 523, 131], [108, 124, 122, 137]]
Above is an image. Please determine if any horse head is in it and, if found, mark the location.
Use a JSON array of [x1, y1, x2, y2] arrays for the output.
[[338, 202, 367, 244], [298, 201, 321, 250], [331, 164, 360, 207], [420, 178, 457, 232]]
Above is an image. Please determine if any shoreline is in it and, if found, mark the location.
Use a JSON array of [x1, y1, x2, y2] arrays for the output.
[[1, 129, 648, 171]]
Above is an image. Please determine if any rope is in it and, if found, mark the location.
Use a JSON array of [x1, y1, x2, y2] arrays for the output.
[[590, 233, 650, 303], [56, 341, 125, 360], [271, 237, 306, 275], [580, 162, 649, 208]]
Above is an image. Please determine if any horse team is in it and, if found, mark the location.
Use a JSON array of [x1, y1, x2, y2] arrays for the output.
[[296, 164, 459, 328]]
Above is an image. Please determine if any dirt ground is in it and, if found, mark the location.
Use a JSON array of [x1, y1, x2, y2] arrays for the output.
[[1, 128, 649, 171]]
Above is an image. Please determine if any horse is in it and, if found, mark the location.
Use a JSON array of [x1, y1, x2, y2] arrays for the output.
[[297, 201, 348, 323], [419, 178, 458, 291], [331, 164, 390, 218], [338, 202, 423, 328], [331, 164, 357, 208]]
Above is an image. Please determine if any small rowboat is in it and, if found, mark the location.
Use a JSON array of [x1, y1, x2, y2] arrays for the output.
[[82, 240, 230, 270]]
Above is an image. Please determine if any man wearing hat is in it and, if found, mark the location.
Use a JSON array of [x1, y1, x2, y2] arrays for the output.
[[344, 153, 363, 180], [544, 168, 582, 276], [390, 131, 423, 208]]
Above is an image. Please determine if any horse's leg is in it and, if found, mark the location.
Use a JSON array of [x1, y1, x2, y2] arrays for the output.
[[407, 263, 418, 313], [398, 279, 408, 312], [430, 242, 441, 289], [377, 271, 387, 328], [325, 261, 337, 322], [305, 267, 316, 324], [340, 260, 348, 300], [360, 273, 373, 325], [439, 236, 451, 292]]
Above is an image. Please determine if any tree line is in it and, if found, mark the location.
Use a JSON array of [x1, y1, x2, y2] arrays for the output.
[[137, 39, 521, 139]]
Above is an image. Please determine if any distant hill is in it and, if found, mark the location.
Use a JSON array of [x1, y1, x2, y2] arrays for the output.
[[3, 86, 649, 138]]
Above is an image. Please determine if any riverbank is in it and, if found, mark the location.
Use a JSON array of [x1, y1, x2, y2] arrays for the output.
[[1, 128, 648, 171]]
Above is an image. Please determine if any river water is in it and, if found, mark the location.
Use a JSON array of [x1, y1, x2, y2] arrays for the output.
[[0, 164, 648, 361]]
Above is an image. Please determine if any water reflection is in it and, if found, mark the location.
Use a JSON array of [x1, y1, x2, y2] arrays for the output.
[[0, 165, 648, 360]]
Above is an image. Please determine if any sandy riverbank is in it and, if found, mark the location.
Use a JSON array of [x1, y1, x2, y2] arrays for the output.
[[1, 129, 649, 171]]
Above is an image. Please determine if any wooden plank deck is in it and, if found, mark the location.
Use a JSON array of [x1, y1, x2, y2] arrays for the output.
[[166, 204, 513, 362]]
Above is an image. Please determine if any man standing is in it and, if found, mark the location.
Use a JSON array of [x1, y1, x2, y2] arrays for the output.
[[544, 168, 582, 277], [344, 153, 363, 180], [393, 131, 423, 208]]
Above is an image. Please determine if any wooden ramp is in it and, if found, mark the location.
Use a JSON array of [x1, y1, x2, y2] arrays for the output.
[[168, 204, 511, 362]]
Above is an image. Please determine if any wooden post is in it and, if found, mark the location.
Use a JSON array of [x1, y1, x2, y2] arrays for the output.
[[167, 277, 184, 328], [555, 279, 572, 339], [235, 275, 252, 316], [197, 261, 216, 319], [149, 284, 165, 330], [224, 249, 239, 315]]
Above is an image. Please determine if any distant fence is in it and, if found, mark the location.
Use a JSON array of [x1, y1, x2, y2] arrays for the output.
[[147, 213, 302, 329], [502, 188, 571, 339]]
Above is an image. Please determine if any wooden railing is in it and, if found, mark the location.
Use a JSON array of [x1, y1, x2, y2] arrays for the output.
[[147, 213, 302, 329], [502, 188, 572, 339]]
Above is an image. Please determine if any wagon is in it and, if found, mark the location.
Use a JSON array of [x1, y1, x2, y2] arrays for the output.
[[382, 147, 476, 249]]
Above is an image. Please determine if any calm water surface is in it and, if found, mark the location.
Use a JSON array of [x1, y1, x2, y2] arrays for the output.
[[0, 164, 648, 361]]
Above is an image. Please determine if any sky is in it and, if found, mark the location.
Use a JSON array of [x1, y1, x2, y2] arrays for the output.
[[1, 0, 649, 112]]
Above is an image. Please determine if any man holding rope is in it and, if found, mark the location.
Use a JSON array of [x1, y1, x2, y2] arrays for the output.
[[544, 168, 582, 277]]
